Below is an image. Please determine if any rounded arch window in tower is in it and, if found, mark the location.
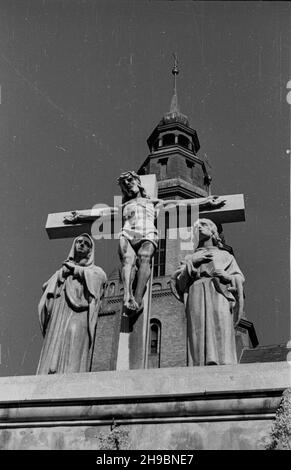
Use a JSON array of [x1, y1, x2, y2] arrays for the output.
[[148, 319, 161, 369], [162, 133, 175, 147], [178, 134, 191, 150]]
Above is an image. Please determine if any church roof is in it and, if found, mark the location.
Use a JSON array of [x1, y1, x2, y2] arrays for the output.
[[160, 90, 189, 126], [240, 343, 291, 363]]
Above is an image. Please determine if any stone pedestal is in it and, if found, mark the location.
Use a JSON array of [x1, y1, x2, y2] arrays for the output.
[[0, 362, 289, 450]]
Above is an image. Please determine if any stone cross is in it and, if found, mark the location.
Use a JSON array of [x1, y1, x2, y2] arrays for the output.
[[45, 176, 246, 370]]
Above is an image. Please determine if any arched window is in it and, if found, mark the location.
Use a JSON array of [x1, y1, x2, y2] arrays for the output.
[[108, 282, 115, 296], [148, 319, 161, 368], [163, 133, 175, 147], [178, 134, 190, 149], [150, 324, 159, 354], [152, 283, 162, 291]]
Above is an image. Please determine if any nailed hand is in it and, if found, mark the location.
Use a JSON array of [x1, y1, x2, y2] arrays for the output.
[[63, 211, 80, 224], [201, 196, 226, 210]]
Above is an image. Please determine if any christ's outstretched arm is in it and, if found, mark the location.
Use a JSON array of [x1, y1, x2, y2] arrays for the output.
[[151, 195, 226, 210], [63, 206, 118, 224]]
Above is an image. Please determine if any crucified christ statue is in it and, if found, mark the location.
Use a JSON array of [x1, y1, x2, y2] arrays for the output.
[[64, 171, 225, 315]]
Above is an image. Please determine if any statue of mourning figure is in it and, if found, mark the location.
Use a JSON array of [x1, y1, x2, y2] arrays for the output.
[[170, 218, 245, 366], [64, 171, 226, 317], [37, 234, 107, 374]]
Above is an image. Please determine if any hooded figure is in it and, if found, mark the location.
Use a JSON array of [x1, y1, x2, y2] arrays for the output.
[[170, 219, 244, 366], [37, 234, 107, 374]]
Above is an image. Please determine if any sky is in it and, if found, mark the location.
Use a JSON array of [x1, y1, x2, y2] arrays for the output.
[[0, 0, 290, 376]]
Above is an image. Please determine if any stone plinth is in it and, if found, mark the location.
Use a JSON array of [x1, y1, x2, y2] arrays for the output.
[[0, 362, 289, 450]]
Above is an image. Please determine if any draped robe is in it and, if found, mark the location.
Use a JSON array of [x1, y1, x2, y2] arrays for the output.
[[37, 235, 107, 374], [171, 247, 244, 366]]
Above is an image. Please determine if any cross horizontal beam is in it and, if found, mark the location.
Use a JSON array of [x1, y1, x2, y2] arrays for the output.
[[45, 194, 245, 240]]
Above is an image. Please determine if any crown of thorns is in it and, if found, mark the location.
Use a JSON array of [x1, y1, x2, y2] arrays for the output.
[[117, 171, 141, 186]]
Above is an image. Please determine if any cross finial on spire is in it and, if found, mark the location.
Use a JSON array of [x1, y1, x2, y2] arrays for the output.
[[172, 52, 179, 94], [161, 54, 188, 125], [170, 53, 179, 114]]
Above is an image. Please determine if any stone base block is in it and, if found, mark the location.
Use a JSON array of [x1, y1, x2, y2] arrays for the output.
[[0, 362, 289, 450]]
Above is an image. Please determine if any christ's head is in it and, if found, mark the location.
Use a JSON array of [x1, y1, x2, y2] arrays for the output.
[[117, 171, 148, 202]]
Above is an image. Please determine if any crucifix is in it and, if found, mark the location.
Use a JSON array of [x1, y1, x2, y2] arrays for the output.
[[45, 172, 245, 370]]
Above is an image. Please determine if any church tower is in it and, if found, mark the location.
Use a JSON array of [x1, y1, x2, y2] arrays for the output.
[[138, 61, 211, 202], [91, 62, 257, 372], [137, 61, 213, 369]]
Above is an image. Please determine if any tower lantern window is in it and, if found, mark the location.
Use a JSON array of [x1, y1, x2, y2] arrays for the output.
[[178, 134, 190, 150], [163, 133, 175, 147]]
